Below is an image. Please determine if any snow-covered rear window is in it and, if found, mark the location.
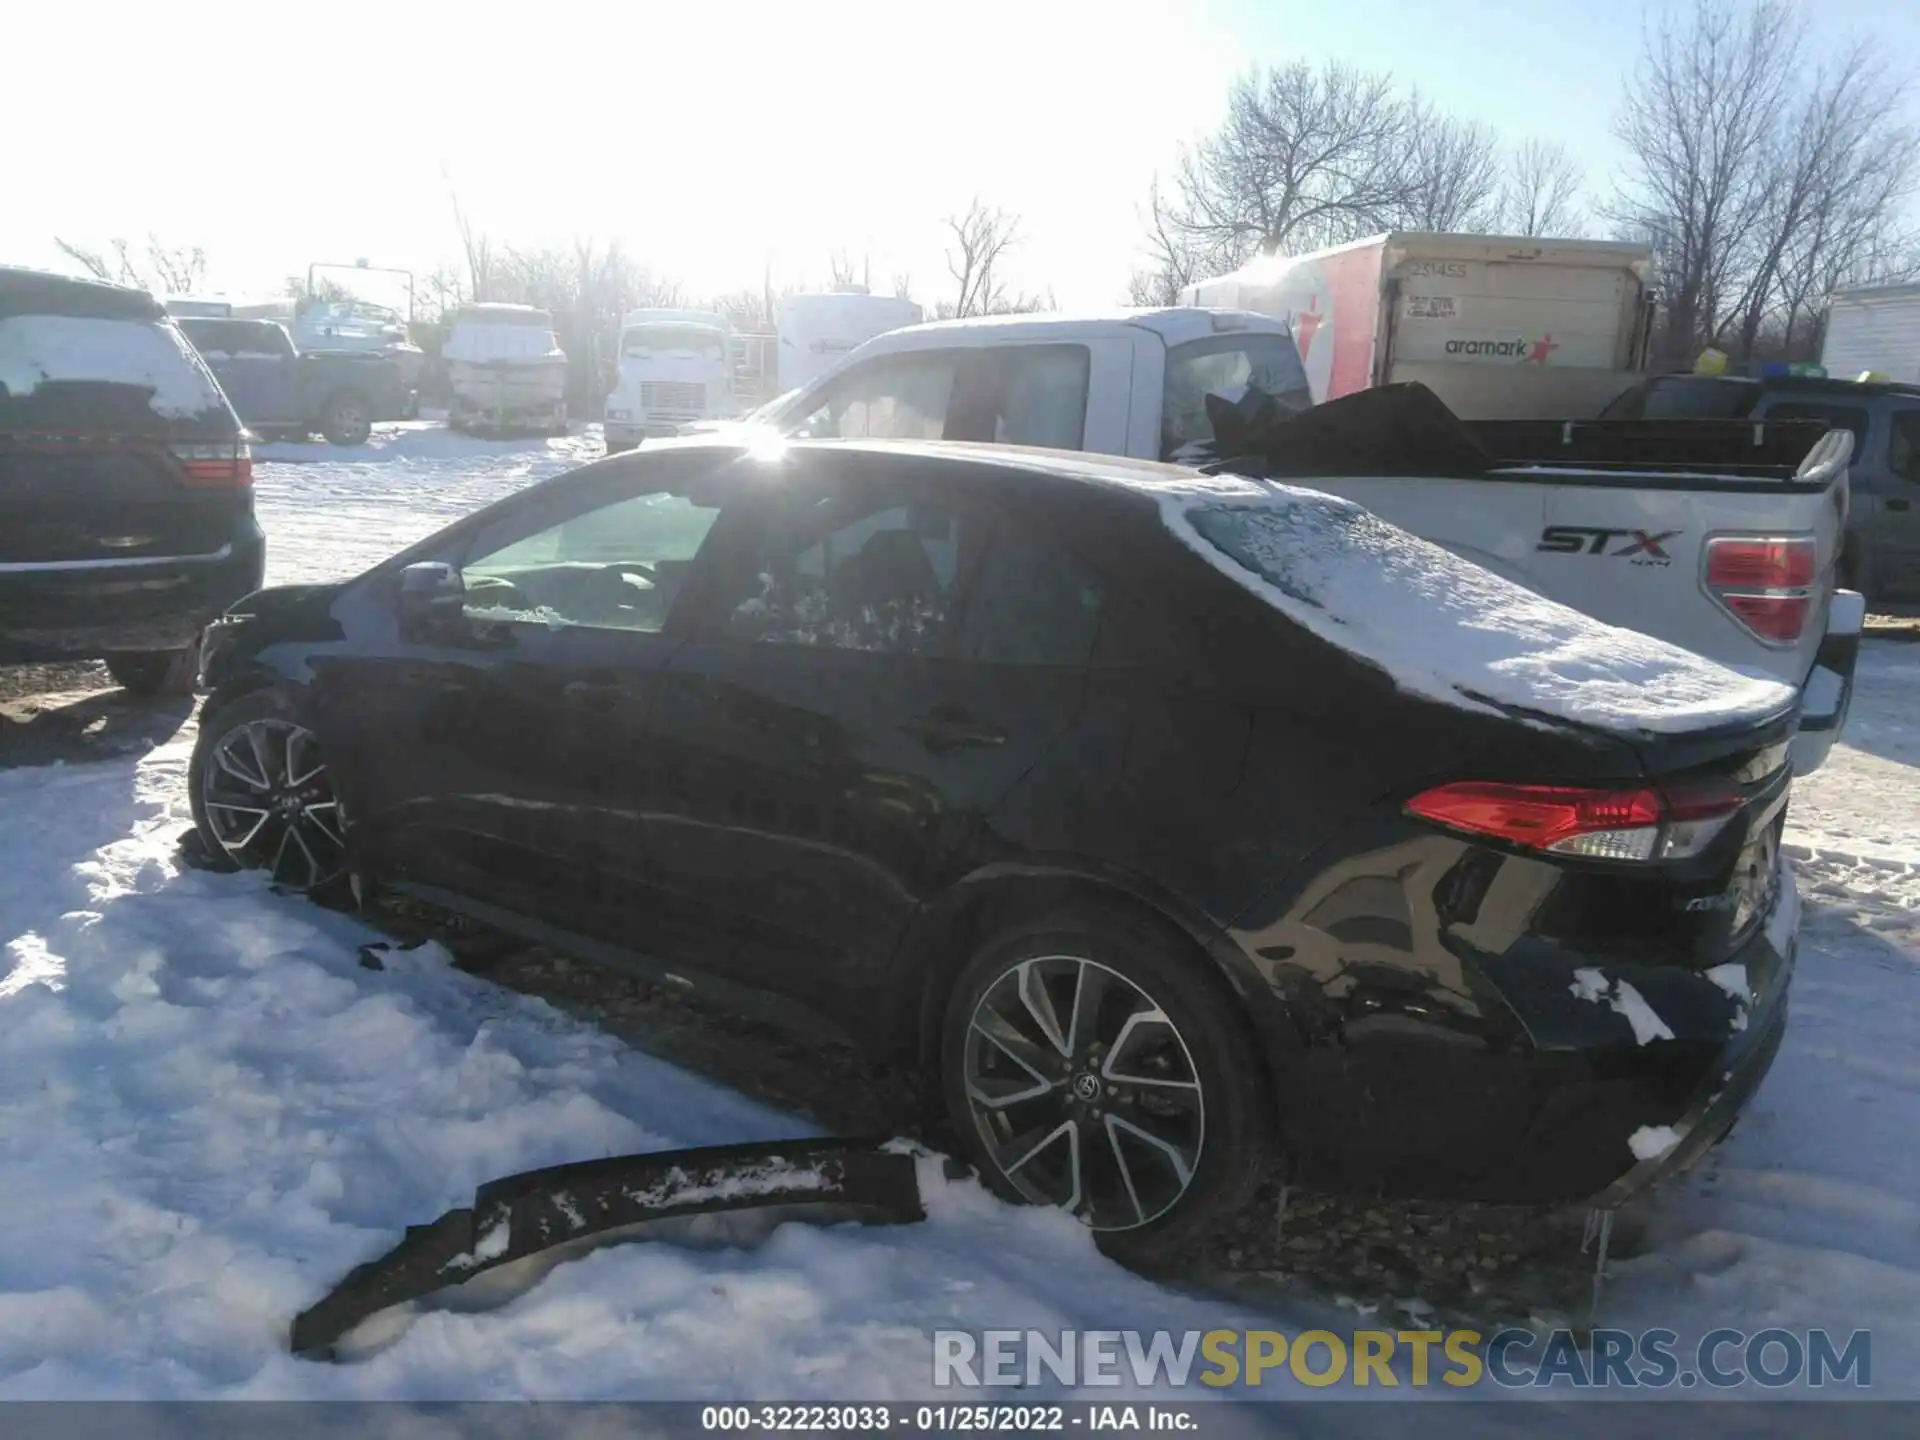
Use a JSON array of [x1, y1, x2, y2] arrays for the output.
[[0, 314, 223, 419], [1175, 489, 1797, 735]]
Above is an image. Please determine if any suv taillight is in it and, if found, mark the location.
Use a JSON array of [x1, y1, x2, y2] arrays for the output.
[[1406, 780, 1744, 863], [170, 440, 253, 488], [1704, 536, 1815, 644]]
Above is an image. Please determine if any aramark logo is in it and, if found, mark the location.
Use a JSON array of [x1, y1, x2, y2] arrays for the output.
[[1445, 335, 1560, 363]]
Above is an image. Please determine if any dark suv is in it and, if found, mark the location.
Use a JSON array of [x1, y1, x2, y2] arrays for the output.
[[0, 267, 264, 694], [1603, 372, 1920, 601]]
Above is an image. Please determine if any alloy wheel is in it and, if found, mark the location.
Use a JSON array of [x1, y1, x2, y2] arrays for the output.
[[961, 956, 1205, 1231], [199, 718, 345, 889]]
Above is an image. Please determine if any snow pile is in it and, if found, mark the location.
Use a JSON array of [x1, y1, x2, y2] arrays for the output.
[[0, 735, 1288, 1400], [251, 426, 598, 586], [0, 315, 220, 417], [1157, 478, 1796, 735]]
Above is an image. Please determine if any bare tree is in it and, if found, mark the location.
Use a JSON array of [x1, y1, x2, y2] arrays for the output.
[[145, 241, 208, 296], [939, 198, 1048, 317], [825, 249, 872, 290], [52, 235, 207, 294], [1156, 62, 1420, 277], [53, 238, 120, 283], [443, 167, 495, 301], [1126, 178, 1203, 306], [1396, 102, 1502, 232], [1729, 41, 1920, 358], [1498, 138, 1587, 237], [1609, 0, 1805, 367]]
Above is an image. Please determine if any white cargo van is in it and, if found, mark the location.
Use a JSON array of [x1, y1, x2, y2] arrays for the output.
[[773, 291, 923, 396], [1184, 232, 1656, 420]]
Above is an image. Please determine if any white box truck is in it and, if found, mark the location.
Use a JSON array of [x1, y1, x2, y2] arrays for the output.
[[1183, 232, 1656, 420], [773, 291, 923, 397], [1821, 282, 1920, 384], [604, 309, 737, 452]]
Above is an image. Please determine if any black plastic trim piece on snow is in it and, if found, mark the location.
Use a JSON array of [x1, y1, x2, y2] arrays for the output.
[[289, 1137, 925, 1360]]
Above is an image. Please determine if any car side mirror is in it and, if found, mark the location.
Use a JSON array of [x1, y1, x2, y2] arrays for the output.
[[396, 561, 465, 638]]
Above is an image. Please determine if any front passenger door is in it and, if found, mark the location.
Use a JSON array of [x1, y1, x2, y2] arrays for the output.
[[318, 462, 731, 928]]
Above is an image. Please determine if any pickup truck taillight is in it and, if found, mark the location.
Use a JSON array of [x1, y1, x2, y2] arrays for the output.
[[1406, 779, 1744, 863], [1704, 536, 1815, 644], [170, 440, 253, 488]]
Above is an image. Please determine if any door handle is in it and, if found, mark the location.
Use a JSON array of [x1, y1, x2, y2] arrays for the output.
[[1889, 498, 1911, 511], [899, 710, 1007, 752]]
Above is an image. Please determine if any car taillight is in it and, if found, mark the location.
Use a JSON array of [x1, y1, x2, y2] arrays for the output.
[[1705, 536, 1815, 644], [169, 440, 253, 488], [1406, 780, 1743, 863]]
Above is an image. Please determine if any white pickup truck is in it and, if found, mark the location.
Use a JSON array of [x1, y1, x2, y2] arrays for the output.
[[742, 308, 1863, 773]]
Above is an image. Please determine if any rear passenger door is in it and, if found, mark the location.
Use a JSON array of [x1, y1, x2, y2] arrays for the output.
[[636, 454, 1103, 1007]]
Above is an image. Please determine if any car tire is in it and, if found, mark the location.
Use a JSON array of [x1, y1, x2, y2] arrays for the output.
[[939, 906, 1276, 1266], [189, 687, 350, 896], [320, 392, 374, 446], [104, 648, 197, 697]]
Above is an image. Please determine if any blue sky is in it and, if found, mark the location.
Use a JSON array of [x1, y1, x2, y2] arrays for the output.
[[1204, 0, 1920, 212], [9, 0, 1916, 311]]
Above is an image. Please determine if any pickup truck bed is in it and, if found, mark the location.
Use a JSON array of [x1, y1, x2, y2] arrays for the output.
[[1199, 384, 1862, 773]]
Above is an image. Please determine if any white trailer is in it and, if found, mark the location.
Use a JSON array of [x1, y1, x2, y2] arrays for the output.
[[1183, 232, 1656, 420], [773, 291, 923, 396], [1821, 282, 1920, 384]]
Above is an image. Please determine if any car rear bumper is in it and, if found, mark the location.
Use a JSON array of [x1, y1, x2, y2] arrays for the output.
[[1790, 587, 1864, 776], [0, 520, 265, 662], [1259, 849, 1798, 1208], [1468, 858, 1796, 1206]]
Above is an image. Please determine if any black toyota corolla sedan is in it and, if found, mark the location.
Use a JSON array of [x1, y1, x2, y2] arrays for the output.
[[191, 435, 1798, 1258]]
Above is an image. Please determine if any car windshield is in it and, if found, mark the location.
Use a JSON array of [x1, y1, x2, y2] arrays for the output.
[[625, 325, 726, 359]]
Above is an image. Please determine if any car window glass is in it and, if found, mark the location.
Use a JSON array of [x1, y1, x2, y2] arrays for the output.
[[944, 345, 1091, 448], [183, 321, 239, 355], [1638, 379, 1756, 419], [1761, 401, 1870, 455], [238, 324, 287, 358], [956, 531, 1104, 666], [716, 489, 975, 653], [1888, 411, 1920, 483], [1161, 335, 1312, 458], [459, 488, 725, 634], [789, 355, 957, 440]]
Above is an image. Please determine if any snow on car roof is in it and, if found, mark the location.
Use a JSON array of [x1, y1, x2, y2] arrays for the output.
[[872, 307, 1291, 349], [819, 440, 1796, 736]]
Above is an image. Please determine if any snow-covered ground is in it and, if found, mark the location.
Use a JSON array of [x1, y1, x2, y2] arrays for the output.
[[2, 424, 1917, 1404]]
